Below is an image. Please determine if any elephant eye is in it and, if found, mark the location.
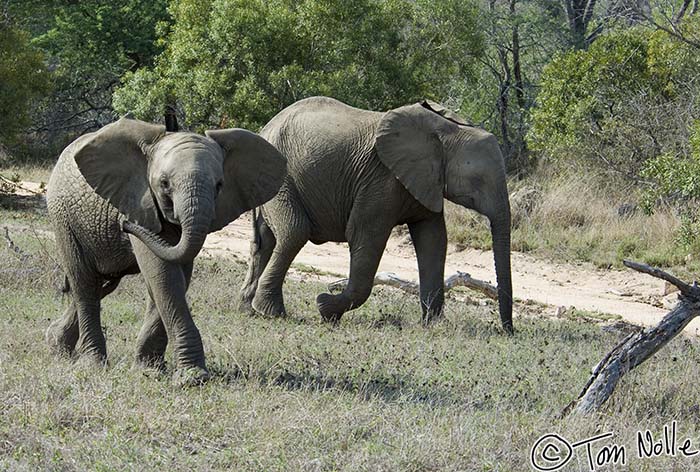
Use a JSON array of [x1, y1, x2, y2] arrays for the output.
[[215, 181, 223, 194], [159, 178, 170, 191]]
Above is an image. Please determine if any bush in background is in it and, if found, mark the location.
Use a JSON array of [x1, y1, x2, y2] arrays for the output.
[[112, 0, 483, 131], [0, 22, 50, 152]]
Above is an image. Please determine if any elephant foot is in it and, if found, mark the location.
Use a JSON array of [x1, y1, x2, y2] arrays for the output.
[[45, 324, 78, 357], [135, 352, 167, 373], [135, 333, 168, 370], [316, 293, 351, 323], [75, 341, 108, 367], [251, 291, 287, 318], [74, 351, 108, 369], [501, 320, 515, 336], [421, 307, 445, 327], [173, 365, 211, 387], [237, 294, 255, 315]]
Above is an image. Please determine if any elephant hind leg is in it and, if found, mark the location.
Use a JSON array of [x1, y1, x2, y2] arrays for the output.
[[46, 300, 79, 356], [239, 211, 276, 314], [252, 227, 308, 318], [46, 277, 121, 357], [135, 297, 168, 370], [317, 228, 391, 323]]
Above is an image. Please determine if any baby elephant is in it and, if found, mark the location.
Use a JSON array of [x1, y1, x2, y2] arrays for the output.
[[241, 97, 512, 332], [46, 116, 286, 385]]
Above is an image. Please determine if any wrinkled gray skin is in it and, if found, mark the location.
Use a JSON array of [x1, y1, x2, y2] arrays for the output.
[[240, 97, 513, 333], [46, 117, 286, 384]]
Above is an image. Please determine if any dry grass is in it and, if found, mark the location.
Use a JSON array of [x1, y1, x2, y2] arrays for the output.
[[446, 169, 699, 274], [2, 161, 696, 273], [1, 220, 700, 470], [0, 164, 52, 187]]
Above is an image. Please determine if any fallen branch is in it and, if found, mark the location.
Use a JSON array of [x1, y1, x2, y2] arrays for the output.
[[328, 271, 498, 300], [0, 175, 44, 195], [563, 260, 700, 416]]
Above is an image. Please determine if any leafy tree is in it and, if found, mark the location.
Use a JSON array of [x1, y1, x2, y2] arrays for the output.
[[114, 0, 483, 131], [530, 26, 698, 170], [5, 0, 169, 157], [0, 21, 50, 149], [458, 1, 572, 174]]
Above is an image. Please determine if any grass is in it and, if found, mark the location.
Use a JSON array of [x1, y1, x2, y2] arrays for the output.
[[0, 163, 52, 187], [2, 224, 700, 470]]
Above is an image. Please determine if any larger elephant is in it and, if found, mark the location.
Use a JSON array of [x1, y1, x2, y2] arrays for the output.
[[240, 97, 513, 333], [46, 116, 286, 384]]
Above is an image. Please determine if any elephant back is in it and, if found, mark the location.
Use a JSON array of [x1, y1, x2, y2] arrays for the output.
[[258, 97, 389, 240]]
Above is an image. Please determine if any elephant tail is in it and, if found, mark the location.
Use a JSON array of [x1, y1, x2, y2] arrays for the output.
[[252, 207, 262, 249], [61, 275, 70, 294]]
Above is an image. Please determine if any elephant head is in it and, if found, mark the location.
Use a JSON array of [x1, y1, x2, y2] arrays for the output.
[[376, 102, 513, 333], [73, 116, 286, 264]]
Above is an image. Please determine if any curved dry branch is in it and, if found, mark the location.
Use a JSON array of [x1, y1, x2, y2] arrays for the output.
[[564, 261, 700, 416], [328, 271, 498, 300]]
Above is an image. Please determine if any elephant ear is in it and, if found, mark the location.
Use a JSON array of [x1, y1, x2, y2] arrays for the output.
[[205, 128, 287, 232], [376, 103, 459, 213], [73, 116, 166, 233], [420, 99, 472, 126]]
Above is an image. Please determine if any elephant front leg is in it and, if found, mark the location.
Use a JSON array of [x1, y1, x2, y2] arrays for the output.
[[317, 229, 390, 323], [132, 240, 209, 386], [135, 263, 193, 371], [408, 214, 447, 324]]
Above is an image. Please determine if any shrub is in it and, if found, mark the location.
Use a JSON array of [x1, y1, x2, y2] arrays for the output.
[[529, 27, 700, 195]]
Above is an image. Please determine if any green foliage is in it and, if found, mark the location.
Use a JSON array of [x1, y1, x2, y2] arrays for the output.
[[114, 0, 483, 131], [35, 1, 168, 76], [529, 24, 700, 210], [692, 120, 700, 159], [640, 125, 700, 207], [640, 119, 700, 208], [3, 0, 169, 161], [0, 24, 50, 146], [641, 120, 700, 252], [530, 29, 656, 155]]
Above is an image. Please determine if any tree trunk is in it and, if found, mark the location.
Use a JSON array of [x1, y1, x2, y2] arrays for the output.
[[165, 103, 178, 132], [497, 46, 512, 163], [511, 0, 525, 110], [562, 0, 599, 49], [674, 0, 693, 23], [564, 260, 700, 416]]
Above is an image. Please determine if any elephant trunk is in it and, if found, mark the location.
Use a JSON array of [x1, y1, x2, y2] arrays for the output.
[[123, 193, 212, 265], [489, 195, 513, 334]]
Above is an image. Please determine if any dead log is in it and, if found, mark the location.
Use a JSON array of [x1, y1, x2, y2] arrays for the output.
[[564, 260, 700, 416], [328, 271, 498, 300], [0, 175, 44, 195]]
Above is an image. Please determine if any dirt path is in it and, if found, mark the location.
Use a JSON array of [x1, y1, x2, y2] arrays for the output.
[[8, 181, 698, 334], [205, 214, 700, 334]]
